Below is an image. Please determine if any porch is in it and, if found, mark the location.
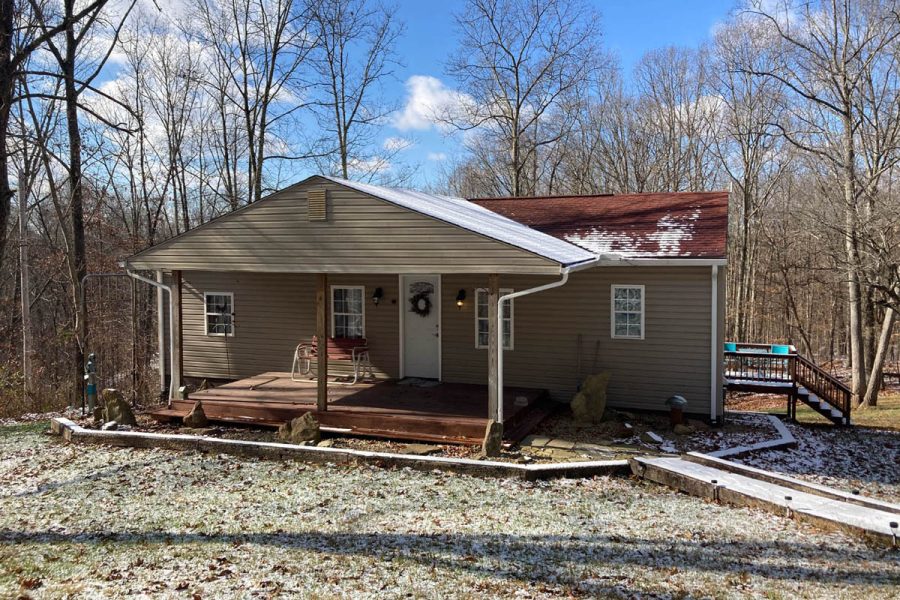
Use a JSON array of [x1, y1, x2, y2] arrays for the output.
[[150, 373, 555, 445]]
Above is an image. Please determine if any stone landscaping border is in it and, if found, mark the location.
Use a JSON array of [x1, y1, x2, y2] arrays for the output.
[[685, 451, 900, 514], [707, 412, 796, 458], [49, 418, 629, 481]]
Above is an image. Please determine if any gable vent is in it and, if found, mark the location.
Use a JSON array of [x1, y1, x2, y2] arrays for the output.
[[307, 188, 327, 221]]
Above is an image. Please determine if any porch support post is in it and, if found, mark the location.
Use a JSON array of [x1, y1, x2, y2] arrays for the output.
[[487, 274, 500, 421], [316, 273, 328, 411]]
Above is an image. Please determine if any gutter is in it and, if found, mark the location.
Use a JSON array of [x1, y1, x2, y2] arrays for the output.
[[123, 265, 176, 404], [495, 257, 600, 423]]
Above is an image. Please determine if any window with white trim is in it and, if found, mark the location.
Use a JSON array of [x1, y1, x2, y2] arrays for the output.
[[205, 292, 234, 336], [475, 288, 513, 349], [331, 286, 365, 338], [611, 285, 644, 339]]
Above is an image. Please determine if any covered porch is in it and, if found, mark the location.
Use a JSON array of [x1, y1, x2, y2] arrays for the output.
[[151, 372, 554, 444]]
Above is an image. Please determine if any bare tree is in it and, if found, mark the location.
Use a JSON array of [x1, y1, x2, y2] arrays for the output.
[[711, 19, 788, 341], [309, 0, 402, 181], [447, 0, 601, 196], [190, 0, 314, 206], [742, 0, 900, 404]]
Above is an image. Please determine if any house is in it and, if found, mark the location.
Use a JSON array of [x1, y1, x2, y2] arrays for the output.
[[124, 175, 727, 443]]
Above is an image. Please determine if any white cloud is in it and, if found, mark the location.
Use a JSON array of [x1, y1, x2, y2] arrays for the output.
[[393, 75, 473, 131], [426, 152, 447, 162], [347, 157, 392, 175], [382, 136, 413, 152]]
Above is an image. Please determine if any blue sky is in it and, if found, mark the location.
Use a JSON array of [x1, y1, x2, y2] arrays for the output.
[[385, 0, 737, 187]]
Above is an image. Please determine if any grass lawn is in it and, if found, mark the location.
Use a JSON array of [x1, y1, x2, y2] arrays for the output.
[[1, 422, 898, 598]]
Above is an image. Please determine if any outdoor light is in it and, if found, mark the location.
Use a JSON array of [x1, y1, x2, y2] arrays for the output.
[[456, 289, 466, 308], [372, 287, 384, 306]]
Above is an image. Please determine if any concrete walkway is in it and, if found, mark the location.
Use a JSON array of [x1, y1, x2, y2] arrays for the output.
[[632, 455, 900, 547]]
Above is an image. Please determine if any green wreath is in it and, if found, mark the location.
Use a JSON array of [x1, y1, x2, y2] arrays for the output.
[[409, 291, 433, 317]]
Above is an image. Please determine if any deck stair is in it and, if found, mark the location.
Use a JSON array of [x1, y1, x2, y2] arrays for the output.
[[724, 343, 852, 425]]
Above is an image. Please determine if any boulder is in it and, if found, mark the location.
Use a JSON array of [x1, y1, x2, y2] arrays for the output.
[[481, 420, 503, 457], [673, 423, 695, 436], [101, 389, 136, 426], [182, 400, 208, 428], [570, 372, 611, 424], [640, 431, 664, 445], [277, 412, 321, 445]]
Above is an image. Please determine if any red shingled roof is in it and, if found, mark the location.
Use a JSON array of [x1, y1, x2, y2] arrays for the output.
[[469, 191, 729, 259]]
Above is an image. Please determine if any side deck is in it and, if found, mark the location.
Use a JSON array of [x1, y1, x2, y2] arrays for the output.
[[150, 373, 555, 445], [724, 343, 852, 425]]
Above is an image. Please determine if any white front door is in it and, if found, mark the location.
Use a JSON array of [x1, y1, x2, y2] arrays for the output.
[[402, 274, 441, 379]]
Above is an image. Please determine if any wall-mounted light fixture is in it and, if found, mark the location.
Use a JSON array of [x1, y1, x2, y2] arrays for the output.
[[456, 289, 467, 309], [372, 287, 384, 306]]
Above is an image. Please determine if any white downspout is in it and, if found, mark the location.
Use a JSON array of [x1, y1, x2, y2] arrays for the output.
[[710, 264, 719, 423], [156, 270, 166, 393], [495, 263, 594, 423], [126, 267, 176, 404]]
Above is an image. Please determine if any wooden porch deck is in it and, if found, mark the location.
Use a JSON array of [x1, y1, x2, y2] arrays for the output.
[[150, 373, 555, 445]]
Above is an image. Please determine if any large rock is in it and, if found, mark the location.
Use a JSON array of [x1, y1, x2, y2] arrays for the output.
[[101, 388, 136, 426], [570, 372, 611, 424], [183, 400, 208, 428], [277, 413, 321, 445], [481, 420, 503, 457]]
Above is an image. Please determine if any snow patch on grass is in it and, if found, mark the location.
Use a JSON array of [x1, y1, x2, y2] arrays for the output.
[[0, 425, 897, 597]]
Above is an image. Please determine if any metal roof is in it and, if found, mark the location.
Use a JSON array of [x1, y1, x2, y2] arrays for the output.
[[321, 176, 598, 268]]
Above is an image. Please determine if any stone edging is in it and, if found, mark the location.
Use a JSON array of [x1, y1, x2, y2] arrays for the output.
[[707, 413, 796, 459], [49, 418, 629, 481]]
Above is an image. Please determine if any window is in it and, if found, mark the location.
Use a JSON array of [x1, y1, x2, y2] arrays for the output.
[[611, 285, 644, 339], [332, 286, 365, 338], [205, 292, 234, 336], [475, 288, 513, 349]]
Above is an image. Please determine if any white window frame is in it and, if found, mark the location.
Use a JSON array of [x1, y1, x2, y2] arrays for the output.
[[475, 288, 514, 350], [610, 284, 645, 340], [330, 285, 366, 339], [204, 292, 234, 337]]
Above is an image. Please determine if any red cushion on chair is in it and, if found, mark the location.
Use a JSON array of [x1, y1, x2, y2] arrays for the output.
[[311, 336, 367, 361]]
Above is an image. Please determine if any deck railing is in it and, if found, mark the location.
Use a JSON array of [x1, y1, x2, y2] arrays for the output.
[[792, 353, 853, 419], [724, 351, 794, 383]]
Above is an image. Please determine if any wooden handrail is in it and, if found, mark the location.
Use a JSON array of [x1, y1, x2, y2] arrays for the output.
[[793, 354, 852, 419]]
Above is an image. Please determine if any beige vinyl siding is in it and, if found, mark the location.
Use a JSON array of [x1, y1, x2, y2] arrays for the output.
[[178, 266, 720, 417], [181, 271, 400, 380], [441, 266, 715, 414], [128, 179, 560, 274]]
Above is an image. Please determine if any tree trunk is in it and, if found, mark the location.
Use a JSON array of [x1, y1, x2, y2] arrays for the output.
[[0, 0, 14, 276], [860, 307, 896, 408], [842, 110, 866, 405], [18, 170, 33, 399], [62, 0, 88, 407]]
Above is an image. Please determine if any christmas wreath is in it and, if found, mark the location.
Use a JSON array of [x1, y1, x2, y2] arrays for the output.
[[409, 291, 433, 317]]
